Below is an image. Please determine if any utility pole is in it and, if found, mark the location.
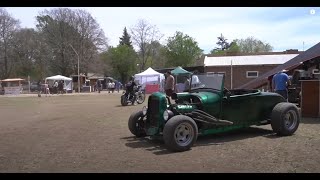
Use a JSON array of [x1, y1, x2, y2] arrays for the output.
[[69, 44, 80, 93]]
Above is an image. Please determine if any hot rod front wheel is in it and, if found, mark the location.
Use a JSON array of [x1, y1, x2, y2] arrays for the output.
[[128, 111, 146, 137], [271, 102, 300, 136], [163, 115, 198, 152]]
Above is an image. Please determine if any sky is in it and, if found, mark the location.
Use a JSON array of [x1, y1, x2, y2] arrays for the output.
[[4, 7, 320, 54]]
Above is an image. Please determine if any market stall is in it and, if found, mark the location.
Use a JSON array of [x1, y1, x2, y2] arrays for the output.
[[0, 78, 25, 95], [45, 75, 73, 93], [171, 66, 192, 92], [134, 67, 165, 93]]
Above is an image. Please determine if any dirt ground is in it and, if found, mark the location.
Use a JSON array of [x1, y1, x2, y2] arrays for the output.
[[0, 92, 320, 173]]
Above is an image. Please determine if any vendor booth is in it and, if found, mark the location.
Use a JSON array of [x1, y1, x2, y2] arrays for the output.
[[171, 66, 192, 92], [1, 78, 25, 95], [134, 67, 165, 94], [45, 75, 73, 93]]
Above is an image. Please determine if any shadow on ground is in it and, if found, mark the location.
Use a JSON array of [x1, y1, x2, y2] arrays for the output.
[[122, 127, 278, 155]]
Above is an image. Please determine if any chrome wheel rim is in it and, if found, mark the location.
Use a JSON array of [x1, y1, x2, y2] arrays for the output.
[[174, 122, 194, 146], [284, 110, 298, 130]]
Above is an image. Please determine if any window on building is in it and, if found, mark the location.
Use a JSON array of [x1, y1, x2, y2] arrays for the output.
[[207, 72, 215, 76], [218, 72, 226, 77], [246, 71, 259, 78]]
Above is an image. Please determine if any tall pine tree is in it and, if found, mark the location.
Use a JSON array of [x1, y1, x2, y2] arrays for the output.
[[119, 27, 132, 47]]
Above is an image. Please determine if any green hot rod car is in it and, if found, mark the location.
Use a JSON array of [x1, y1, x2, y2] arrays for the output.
[[128, 73, 300, 152]]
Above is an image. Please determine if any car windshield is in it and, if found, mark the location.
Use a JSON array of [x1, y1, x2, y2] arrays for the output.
[[190, 73, 224, 91]]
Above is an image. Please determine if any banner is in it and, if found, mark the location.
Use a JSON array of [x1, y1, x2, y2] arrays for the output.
[[4, 87, 21, 95]]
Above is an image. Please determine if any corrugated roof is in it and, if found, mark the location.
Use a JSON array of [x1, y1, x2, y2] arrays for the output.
[[204, 54, 299, 66], [238, 42, 320, 89]]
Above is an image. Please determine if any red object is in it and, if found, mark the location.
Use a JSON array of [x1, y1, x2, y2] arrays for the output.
[[145, 84, 159, 94]]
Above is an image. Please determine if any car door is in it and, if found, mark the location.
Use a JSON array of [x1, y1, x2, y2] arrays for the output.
[[220, 93, 260, 125]]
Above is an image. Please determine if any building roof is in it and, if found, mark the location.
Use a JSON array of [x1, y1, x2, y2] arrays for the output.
[[204, 54, 299, 66], [238, 42, 320, 89], [87, 73, 105, 80], [0, 78, 25, 82]]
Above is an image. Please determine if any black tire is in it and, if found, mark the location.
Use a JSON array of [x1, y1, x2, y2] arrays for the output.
[[121, 95, 128, 106], [128, 111, 146, 137], [163, 115, 198, 152], [136, 92, 145, 104], [271, 102, 300, 136]]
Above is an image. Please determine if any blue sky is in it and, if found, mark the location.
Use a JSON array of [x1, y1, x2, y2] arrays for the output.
[[4, 7, 320, 53]]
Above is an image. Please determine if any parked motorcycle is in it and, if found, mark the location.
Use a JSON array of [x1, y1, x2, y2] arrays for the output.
[[121, 85, 145, 106]]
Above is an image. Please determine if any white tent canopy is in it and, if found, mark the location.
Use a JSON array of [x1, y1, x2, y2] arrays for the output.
[[45, 75, 73, 91], [45, 75, 72, 81], [134, 67, 165, 91]]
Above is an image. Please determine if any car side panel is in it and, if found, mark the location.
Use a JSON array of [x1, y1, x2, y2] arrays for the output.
[[220, 92, 286, 124]]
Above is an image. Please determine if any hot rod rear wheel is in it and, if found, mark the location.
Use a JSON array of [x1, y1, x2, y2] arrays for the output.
[[163, 115, 198, 152], [128, 111, 146, 137], [271, 102, 300, 136]]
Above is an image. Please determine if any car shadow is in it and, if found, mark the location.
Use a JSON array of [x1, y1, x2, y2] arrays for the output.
[[122, 136, 174, 155], [195, 127, 279, 147], [300, 117, 320, 124], [122, 127, 278, 155]]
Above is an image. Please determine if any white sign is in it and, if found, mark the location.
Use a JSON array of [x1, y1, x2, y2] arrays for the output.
[[4, 87, 21, 95]]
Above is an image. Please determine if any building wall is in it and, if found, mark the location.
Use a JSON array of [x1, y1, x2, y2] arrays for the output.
[[205, 64, 279, 89]]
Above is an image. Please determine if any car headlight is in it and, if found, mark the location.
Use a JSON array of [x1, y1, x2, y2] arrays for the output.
[[142, 106, 147, 116], [163, 110, 169, 121]]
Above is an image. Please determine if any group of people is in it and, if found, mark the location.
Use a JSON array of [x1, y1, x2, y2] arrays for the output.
[[53, 80, 65, 94], [95, 80, 122, 93], [36, 80, 65, 97], [164, 71, 200, 97]]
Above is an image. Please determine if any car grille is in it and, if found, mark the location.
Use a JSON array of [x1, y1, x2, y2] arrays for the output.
[[147, 96, 159, 127]]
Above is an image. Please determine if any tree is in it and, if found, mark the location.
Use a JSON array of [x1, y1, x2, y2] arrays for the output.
[[0, 8, 20, 79], [216, 33, 230, 51], [164, 31, 203, 67], [119, 27, 132, 47], [130, 19, 163, 71], [10, 28, 39, 78], [143, 40, 167, 69], [210, 40, 240, 55], [210, 35, 273, 55], [236, 36, 273, 53], [36, 8, 107, 76], [102, 45, 137, 84]]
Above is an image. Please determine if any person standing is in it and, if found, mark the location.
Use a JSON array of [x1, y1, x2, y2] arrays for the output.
[[37, 80, 42, 97], [97, 80, 101, 93], [58, 80, 64, 94], [272, 70, 290, 101], [164, 71, 175, 97], [184, 76, 190, 92], [115, 81, 120, 93], [111, 81, 115, 93], [53, 81, 58, 94], [107, 80, 111, 93]]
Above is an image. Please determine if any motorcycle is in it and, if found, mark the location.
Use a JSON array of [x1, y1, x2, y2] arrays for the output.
[[121, 85, 145, 106]]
